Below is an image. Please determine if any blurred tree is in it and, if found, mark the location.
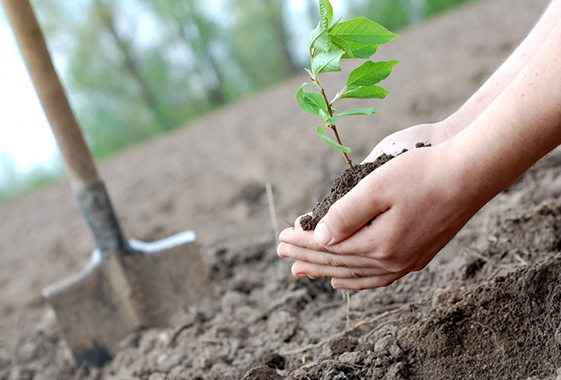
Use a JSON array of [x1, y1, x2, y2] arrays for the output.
[[423, 0, 476, 18], [93, 0, 172, 131], [5, 0, 482, 200], [140, 0, 229, 107], [229, 0, 295, 90], [347, 0, 411, 31], [350, 0, 477, 28], [263, 0, 299, 74], [34, 0, 179, 157]]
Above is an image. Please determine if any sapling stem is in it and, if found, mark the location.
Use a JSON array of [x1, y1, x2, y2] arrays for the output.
[[296, 0, 399, 170], [319, 86, 353, 169]]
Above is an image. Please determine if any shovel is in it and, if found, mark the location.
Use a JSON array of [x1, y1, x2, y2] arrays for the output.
[[2, 0, 212, 368]]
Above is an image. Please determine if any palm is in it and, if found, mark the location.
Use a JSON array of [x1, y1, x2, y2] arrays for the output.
[[362, 123, 439, 162]]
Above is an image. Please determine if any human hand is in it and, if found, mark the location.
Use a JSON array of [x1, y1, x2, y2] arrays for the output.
[[362, 119, 464, 163], [279, 0, 561, 290], [278, 140, 489, 290]]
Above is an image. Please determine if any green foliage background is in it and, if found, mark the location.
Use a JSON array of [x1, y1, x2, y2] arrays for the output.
[[0, 0, 478, 200]]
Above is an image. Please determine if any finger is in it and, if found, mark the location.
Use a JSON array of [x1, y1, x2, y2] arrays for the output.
[[277, 242, 383, 268], [331, 272, 407, 290], [280, 223, 379, 256], [291, 261, 393, 280], [314, 173, 391, 247], [280, 203, 397, 256]]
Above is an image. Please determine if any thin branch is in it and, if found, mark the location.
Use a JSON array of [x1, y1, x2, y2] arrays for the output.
[[319, 88, 353, 168], [280, 304, 408, 356]]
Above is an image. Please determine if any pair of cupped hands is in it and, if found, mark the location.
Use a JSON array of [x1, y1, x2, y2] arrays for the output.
[[277, 121, 487, 290]]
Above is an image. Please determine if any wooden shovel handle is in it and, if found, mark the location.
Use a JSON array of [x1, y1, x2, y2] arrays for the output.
[[1, 0, 100, 190]]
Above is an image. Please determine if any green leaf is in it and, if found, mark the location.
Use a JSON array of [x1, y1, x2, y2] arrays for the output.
[[330, 17, 399, 46], [296, 83, 329, 116], [317, 125, 351, 153], [329, 17, 342, 32], [309, 0, 334, 53], [319, 0, 333, 29], [319, 109, 339, 125], [346, 60, 399, 88], [341, 85, 390, 100], [337, 108, 378, 117], [312, 49, 344, 75], [309, 22, 331, 52], [330, 36, 354, 59], [341, 41, 379, 59]]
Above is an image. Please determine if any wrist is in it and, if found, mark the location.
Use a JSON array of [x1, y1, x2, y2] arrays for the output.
[[445, 119, 537, 206], [430, 114, 471, 145]]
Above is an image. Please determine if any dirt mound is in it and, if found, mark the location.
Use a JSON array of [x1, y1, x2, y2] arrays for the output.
[[0, 0, 557, 379], [80, 154, 561, 380]]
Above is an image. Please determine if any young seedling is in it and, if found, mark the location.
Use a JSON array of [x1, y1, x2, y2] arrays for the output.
[[297, 0, 400, 169]]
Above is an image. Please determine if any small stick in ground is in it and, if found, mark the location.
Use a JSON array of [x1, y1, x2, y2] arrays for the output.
[[266, 181, 280, 246]]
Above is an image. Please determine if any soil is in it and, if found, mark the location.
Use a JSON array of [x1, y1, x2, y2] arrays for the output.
[[300, 143, 429, 231], [0, 0, 559, 379], [300, 153, 397, 231]]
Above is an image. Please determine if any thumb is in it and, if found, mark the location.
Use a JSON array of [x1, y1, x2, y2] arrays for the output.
[[314, 175, 390, 246]]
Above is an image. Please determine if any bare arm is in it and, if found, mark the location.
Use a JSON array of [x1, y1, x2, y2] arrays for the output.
[[364, 0, 561, 160], [445, 0, 561, 138]]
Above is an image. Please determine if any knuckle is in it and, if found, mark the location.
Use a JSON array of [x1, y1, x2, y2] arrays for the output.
[[388, 262, 406, 273], [313, 241, 330, 253], [350, 269, 364, 279], [325, 256, 341, 268], [317, 268, 330, 279], [374, 248, 394, 261], [378, 277, 395, 288], [375, 258, 404, 274]]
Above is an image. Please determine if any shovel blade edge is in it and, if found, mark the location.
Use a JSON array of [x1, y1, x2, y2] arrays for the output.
[[43, 231, 212, 368]]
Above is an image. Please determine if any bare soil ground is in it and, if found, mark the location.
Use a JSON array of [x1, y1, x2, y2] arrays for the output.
[[1, 0, 559, 378]]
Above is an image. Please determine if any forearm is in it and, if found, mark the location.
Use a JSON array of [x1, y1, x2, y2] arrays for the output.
[[442, 0, 561, 138], [451, 20, 561, 203]]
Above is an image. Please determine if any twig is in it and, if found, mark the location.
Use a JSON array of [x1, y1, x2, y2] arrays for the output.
[[472, 321, 505, 353], [280, 304, 407, 356], [463, 248, 512, 269], [167, 317, 197, 347], [359, 303, 407, 315], [347, 305, 405, 332], [266, 181, 280, 246], [362, 320, 398, 341], [344, 290, 351, 330], [512, 252, 530, 266], [201, 337, 228, 344], [280, 335, 342, 356]]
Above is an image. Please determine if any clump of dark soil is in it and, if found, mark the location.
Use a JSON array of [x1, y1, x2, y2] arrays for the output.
[[301, 143, 429, 231]]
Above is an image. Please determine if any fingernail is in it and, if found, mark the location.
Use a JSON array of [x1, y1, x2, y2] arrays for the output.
[[315, 221, 332, 246], [296, 272, 308, 279]]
